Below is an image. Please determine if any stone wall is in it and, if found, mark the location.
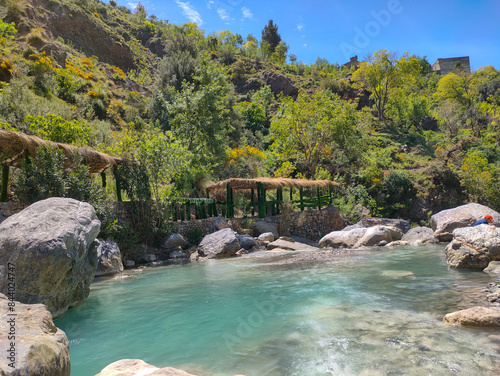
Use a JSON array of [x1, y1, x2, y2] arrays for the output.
[[114, 202, 345, 241], [0, 201, 28, 219], [3, 201, 346, 242], [431, 56, 470, 75]]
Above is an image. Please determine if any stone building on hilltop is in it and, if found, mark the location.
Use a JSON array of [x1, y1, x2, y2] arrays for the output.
[[431, 56, 470, 75], [343, 56, 361, 69]]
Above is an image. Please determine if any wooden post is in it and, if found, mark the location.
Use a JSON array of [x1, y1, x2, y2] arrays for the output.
[[276, 188, 283, 215], [101, 171, 107, 188], [186, 201, 191, 220], [257, 182, 266, 218], [226, 182, 234, 218], [1, 165, 9, 202], [113, 166, 123, 202], [299, 188, 304, 211], [172, 203, 178, 221], [180, 203, 185, 221], [251, 189, 256, 216]]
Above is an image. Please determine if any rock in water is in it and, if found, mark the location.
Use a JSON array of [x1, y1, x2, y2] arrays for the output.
[[445, 225, 500, 269], [95, 359, 197, 376], [95, 240, 124, 277], [430, 203, 500, 242], [0, 294, 70, 375], [0, 198, 101, 318], [401, 226, 439, 245], [198, 228, 240, 258], [443, 306, 500, 327]]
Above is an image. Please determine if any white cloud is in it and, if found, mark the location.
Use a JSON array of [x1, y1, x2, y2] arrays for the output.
[[297, 23, 305, 31], [303, 43, 308, 47], [128, 2, 138, 10], [217, 7, 230, 21], [175, 1, 203, 26], [207, 0, 214, 9], [242, 7, 253, 19]]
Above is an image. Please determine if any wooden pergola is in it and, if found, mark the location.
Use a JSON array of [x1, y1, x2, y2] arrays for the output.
[[205, 177, 339, 218], [0, 129, 129, 201]]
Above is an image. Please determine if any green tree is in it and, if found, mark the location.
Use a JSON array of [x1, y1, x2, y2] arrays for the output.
[[165, 58, 236, 169], [261, 19, 281, 54], [137, 131, 192, 202], [270, 90, 362, 179], [352, 49, 422, 121]]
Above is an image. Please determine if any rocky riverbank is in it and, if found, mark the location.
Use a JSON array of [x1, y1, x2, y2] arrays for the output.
[[1, 198, 500, 375]]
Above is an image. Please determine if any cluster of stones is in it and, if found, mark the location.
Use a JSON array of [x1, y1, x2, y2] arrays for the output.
[[1, 198, 500, 375]]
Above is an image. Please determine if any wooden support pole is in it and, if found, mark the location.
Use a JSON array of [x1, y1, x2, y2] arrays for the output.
[[226, 182, 234, 218], [1, 165, 9, 202], [186, 201, 191, 220], [317, 188, 322, 210], [180, 204, 185, 221], [101, 171, 107, 188], [276, 188, 283, 215], [299, 188, 304, 211], [113, 166, 123, 202], [257, 182, 266, 218]]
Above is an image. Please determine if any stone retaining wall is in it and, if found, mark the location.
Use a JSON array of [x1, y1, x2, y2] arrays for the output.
[[114, 202, 345, 241], [2, 201, 346, 241], [0, 201, 28, 219]]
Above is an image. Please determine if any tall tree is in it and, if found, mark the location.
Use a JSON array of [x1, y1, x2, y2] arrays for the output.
[[261, 19, 281, 54], [270, 90, 363, 179], [352, 49, 421, 121]]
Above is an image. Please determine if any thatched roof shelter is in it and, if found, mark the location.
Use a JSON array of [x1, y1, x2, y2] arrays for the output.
[[0, 129, 127, 173], [206, 177, 339, 192]]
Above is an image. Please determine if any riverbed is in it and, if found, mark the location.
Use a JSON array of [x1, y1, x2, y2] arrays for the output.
[[55, 244, 500, 376]]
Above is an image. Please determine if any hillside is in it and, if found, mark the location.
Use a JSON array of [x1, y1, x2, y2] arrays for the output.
[[0, 0, 499, 248]]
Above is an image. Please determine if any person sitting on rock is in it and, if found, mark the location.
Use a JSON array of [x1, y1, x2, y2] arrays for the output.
[[472, 214, 495, 227]]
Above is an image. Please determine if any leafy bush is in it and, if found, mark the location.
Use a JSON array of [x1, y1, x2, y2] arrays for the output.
[[26, 114, 93, 145]]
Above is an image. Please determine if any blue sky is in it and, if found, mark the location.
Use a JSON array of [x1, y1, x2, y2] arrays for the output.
[[113, 0, 500, 69]]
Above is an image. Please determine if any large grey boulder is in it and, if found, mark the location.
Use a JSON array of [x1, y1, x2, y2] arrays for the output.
[[431, 203, 500, 242], [260, 70, 298, 97], [351, 218, 411, 234], [443, 306, 500, 327], [0, 294, 70, 375], [237, 234, 257, 250], [251, 221, 279, 239], [95, 359, 197, 376], [198, 228, 240, 259], [163, 233, 188, 249], [95, 240, 124, 277], [319, 228, 368, 248], [354, 226, 393, 248], [319, 226, 395, 249], [445, 225, 500, 269], [401, 226, 439, 245], [267, 237, 318, 251], [0, 198, 100, 318]]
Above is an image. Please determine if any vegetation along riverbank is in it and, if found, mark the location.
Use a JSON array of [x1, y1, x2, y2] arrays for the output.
[[0, 0, 499, 374]]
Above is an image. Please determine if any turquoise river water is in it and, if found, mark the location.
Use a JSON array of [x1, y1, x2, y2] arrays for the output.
[[55, 245, 500, 376]]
